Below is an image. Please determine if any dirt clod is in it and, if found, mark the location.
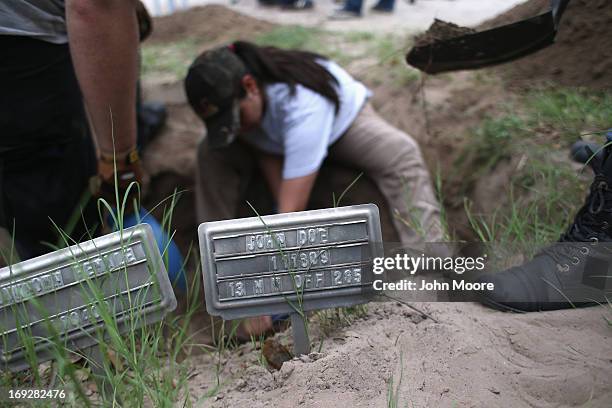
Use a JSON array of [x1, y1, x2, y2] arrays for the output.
[[263, 338, 293, 370], [409, 313, 425, 325], [414, 19, 477, 47]]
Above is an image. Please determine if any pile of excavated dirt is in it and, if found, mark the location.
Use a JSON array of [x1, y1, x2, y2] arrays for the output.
[[479, 0, 550, 29], [149, 4, 274, 45], [483, 0, 612, 89], [186, 302, 612, 407]]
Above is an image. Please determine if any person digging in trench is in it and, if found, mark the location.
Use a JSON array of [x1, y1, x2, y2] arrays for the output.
[[184, 41, 446, 338]]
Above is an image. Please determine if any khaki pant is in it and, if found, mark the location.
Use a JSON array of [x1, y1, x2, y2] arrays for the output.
[[195, 103, 445, 245]]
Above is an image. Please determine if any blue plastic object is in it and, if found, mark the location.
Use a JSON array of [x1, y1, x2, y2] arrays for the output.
[[271, 314, 289, 323], [111, 208, 187, 292]]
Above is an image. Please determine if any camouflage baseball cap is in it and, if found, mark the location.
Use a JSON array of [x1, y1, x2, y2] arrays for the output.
[[184, 46, 247, 148]]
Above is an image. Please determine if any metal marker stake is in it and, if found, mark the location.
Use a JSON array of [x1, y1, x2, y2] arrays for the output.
[[291, 313, 310, 356], [83, 345, 119, 403]]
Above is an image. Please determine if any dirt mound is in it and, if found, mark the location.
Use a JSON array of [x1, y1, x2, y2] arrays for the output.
[[483, 0, 612, 89], [480, 0, 550, 29], [149, 4, 274, 45], [189, 303, 612, 407]]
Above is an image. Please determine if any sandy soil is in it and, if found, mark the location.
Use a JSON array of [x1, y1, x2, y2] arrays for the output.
[[186, 302, 612, 407], [483, 0, 612, 90]]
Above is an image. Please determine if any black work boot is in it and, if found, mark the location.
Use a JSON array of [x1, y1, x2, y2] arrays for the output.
[[476, 137, 612, 312]]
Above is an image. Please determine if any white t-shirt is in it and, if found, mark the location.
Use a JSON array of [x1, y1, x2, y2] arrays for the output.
[[242, 59, 370, 179]]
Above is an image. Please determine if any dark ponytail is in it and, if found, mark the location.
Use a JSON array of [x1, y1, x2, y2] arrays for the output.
[[231, 41, 341, 113]]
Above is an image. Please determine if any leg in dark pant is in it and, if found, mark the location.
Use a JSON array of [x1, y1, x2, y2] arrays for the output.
[[372, 0, 395, 12], [1, 137, 98, 259], [343, 0, 364, 13]]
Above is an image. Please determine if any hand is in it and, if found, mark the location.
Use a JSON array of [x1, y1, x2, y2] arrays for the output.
[[96, 148, 143, 213], [236, 316, 273, 341]]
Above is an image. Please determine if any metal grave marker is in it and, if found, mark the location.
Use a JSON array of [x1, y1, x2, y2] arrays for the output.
[[0, 224, 177, 373], [198, 204, 383, 354]]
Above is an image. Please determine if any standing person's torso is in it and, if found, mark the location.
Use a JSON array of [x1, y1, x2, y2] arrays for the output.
[[242, 59, 371, 179], [0, 0, 67, 44]]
